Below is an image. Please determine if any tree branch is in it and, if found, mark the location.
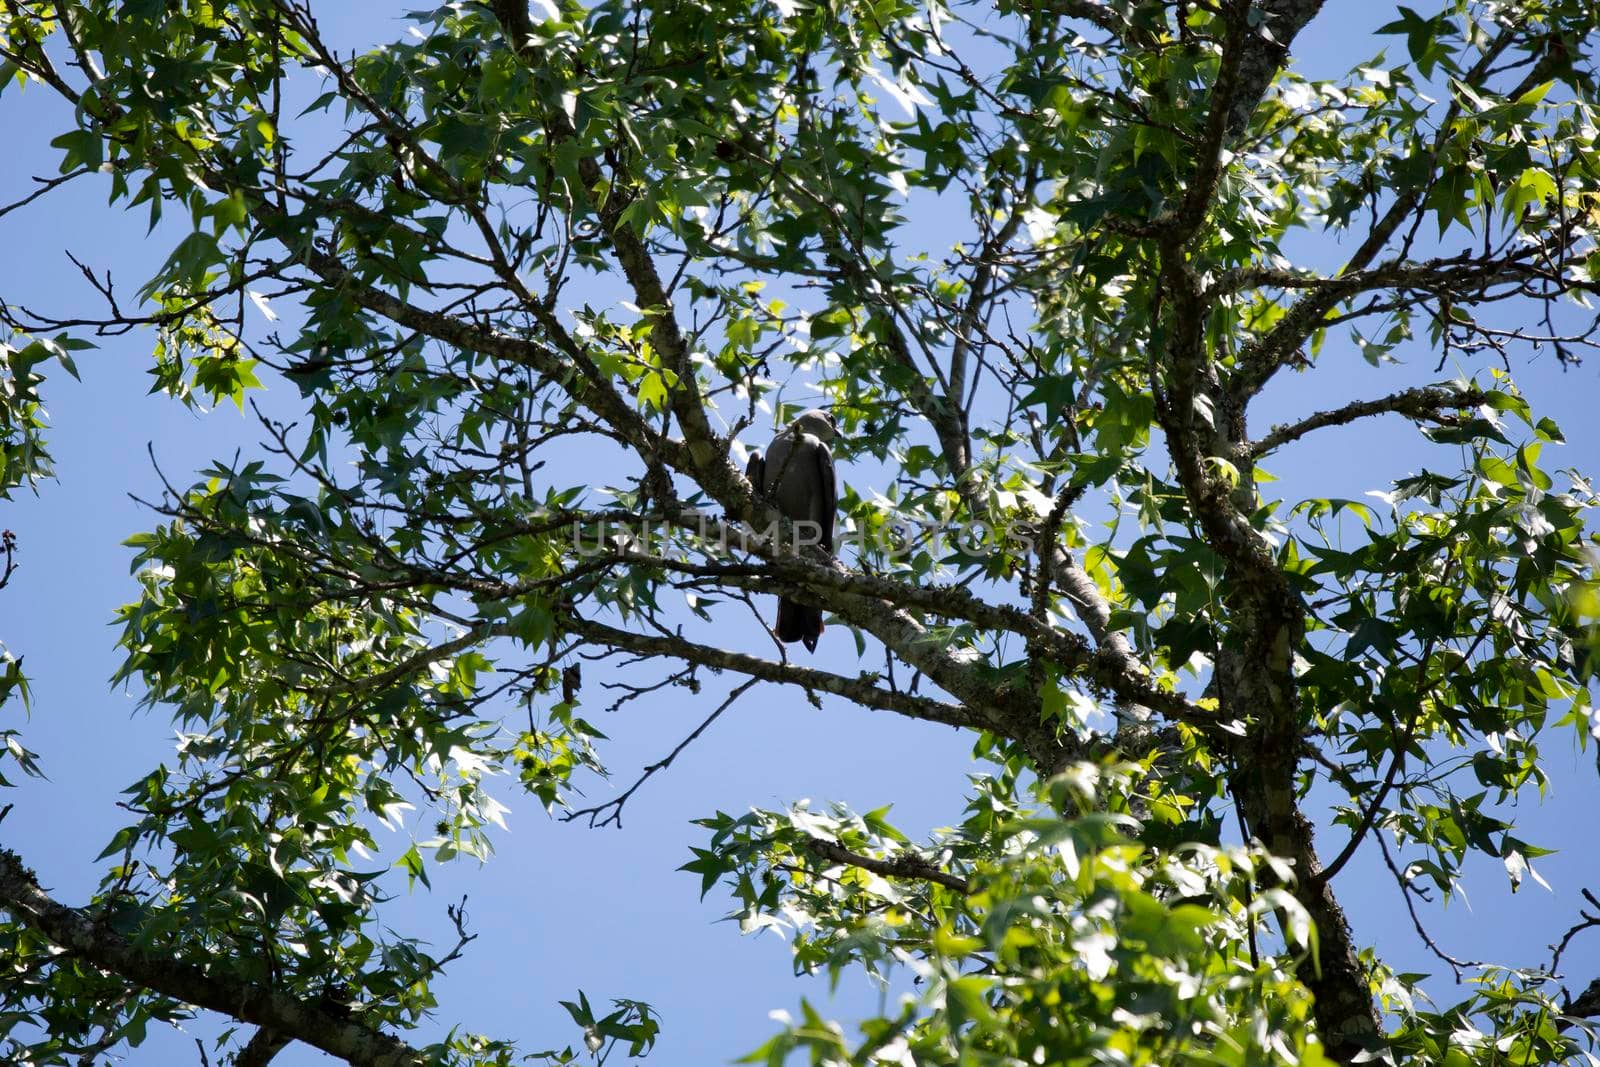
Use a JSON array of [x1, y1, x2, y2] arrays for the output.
[[562, 614, 994, 733], [1248, 384, 1489, 458], [564, 680, 758, 828], [487, 0, 722, 473], [802, 835, 971, 894], [236, 1027, 292, 1067], [1224, 0, 1327, 138], [0, 850, 426, 1067], [1226, 25, 1559, 403]]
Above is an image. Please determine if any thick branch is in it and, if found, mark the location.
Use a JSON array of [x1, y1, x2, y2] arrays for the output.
[[0, 850, 424, 1067], [1214, 253, 1542, 301], [1146, 0, 1252, 242], [1566, 978, 1600, 1025], [1249, 385, 1489, 458], [236, 1027, 292, 1067], [593, 533, 1207, 721], [488, 0, 721, 473], [1225, 0, 1328, 138], [562, 614, 995, 733]]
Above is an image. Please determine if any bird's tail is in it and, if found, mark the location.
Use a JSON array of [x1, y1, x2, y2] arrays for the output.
[[776, 598, 824, 652]]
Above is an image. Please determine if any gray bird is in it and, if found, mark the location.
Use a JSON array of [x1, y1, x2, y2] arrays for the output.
[[745, 408, 838, 652]]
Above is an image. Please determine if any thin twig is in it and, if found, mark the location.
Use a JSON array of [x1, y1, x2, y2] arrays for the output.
[[802, 835, 971, 894], [564, 680, 759, 828]]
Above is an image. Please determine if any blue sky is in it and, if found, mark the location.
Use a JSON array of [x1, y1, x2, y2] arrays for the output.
[[1, 4, 1598, 1065]]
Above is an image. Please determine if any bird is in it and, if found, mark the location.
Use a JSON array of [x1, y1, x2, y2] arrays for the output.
[[744, 408, 837, 652]]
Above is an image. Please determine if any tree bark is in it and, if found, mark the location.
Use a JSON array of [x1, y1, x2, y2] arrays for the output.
[[0, 850, 424, 1067]]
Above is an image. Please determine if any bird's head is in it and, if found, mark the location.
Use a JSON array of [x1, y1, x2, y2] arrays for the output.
[[791, 408, 838, 442]]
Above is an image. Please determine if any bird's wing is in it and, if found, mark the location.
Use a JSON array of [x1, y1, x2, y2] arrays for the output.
[[745, 448, 766, 493], [814, 438, 836, 553], [764, 429, 796, 492]]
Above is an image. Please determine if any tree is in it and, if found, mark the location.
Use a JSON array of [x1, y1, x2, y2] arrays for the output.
[[1, 0, 1599, 1063]]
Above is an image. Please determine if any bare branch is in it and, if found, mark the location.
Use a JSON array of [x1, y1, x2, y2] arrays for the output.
[[1552, 889, 1600, 978], [565, 680, 758, 828], [1249, 385, 1489, 458], [563, 614, 993, 733]]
